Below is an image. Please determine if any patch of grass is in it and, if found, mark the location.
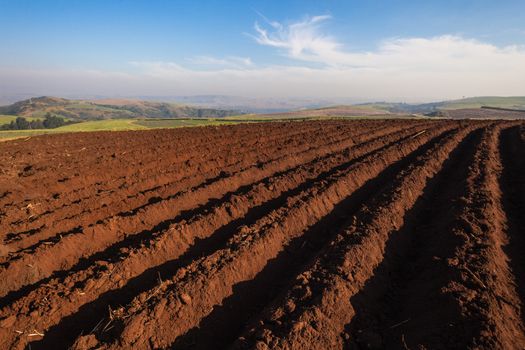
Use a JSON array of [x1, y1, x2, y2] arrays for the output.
[[57, 119, 148, 131], [0, 118, 224, 139], [0, 119, 145, 140], [0, 115, 18, 126], [0, 129, 58, 141], [28, 109, 54, 118], [355, 103, 400, 111]]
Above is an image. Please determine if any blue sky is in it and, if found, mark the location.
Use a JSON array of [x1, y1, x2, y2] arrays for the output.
[[1, 0, 525, 102]]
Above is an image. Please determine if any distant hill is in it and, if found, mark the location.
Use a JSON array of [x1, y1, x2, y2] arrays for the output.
[[358, 96, 525, 114], [0, 96, 241, 120]]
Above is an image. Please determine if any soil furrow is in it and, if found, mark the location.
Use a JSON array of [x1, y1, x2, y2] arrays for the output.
[[1, 121, 355, 216], [1, 121, 368, 244], [231, 122, 483, 350], [0, 123, 431, 350], [2, 120, 518, 350], [75, 123, 453, 349], [0, 122, 334, 228], [1, 121, 391, 246], [345, 123, 525, 349], [169, 127, 461, 350], [0, 121, 359, 218], [0, 123, 429, 298]]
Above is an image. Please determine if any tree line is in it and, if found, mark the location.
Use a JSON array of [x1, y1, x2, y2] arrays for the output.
[[1, 113, 75, 130]]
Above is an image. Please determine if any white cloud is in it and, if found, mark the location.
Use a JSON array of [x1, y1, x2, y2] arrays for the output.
[[252, 15, 525, 73]]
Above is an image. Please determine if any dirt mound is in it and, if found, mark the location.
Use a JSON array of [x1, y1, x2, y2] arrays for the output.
[[0, 120, 524, 349]]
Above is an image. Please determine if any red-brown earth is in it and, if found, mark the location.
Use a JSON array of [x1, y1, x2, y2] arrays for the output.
[[0, 119, 524, 349]]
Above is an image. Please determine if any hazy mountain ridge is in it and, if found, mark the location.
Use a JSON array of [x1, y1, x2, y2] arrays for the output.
[[0, 96, 241, 120], [0, 94, 336, 113]]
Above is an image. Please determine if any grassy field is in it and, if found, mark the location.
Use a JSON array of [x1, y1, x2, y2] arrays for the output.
[[0, 119, 146, 140], [0, 129, 57, 141], [58, 119, 148, 131], [0, 115, 18, 126], [0, 118, 248, 140]]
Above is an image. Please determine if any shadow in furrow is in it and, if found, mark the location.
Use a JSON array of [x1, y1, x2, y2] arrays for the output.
[[499, 126, 525, 324], [345, 128, 483, 350], [169, 129, 454, 350]]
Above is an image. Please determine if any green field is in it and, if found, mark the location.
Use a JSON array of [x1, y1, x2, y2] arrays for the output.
[[0, 129, 57, 141], [0, 115, 43, 126], [0, 115, 18, 126], [0, 118, 249, 140], [58, 119, 148, 131]]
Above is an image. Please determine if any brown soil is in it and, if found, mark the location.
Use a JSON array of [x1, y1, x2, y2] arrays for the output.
[[0, 120, 524, 350]]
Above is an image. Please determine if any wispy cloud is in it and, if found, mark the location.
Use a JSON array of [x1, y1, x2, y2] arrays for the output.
[[252, 15, 525, 73], [253, 15, 344, 65], [186, 55, 253, 68]]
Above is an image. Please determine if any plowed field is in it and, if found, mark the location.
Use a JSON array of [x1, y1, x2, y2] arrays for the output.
[[0, 120, 524, 349]]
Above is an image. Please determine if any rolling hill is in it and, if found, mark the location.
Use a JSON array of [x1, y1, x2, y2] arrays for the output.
[[0, 96, 241, 120]]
